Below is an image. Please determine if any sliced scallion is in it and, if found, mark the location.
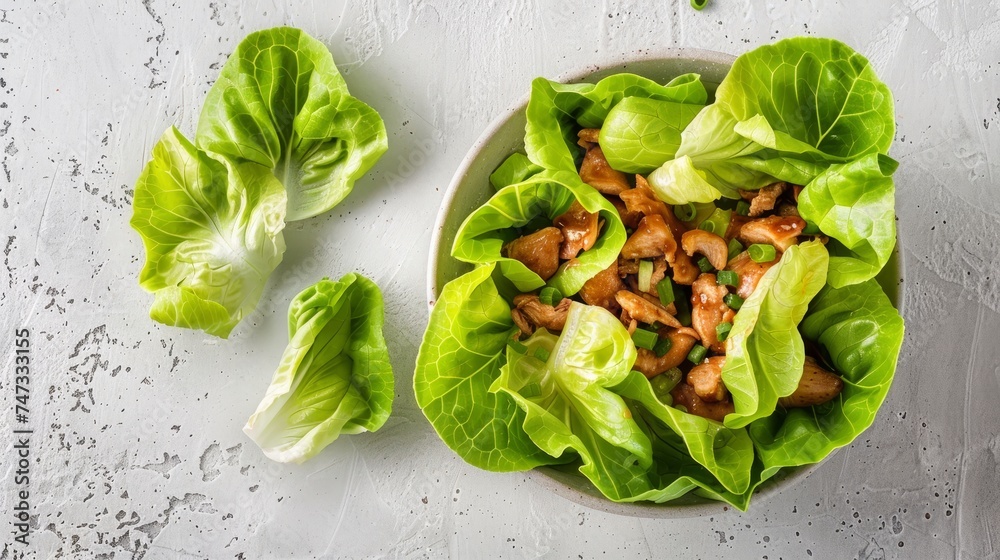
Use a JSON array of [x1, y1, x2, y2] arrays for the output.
[[653, 337, 673, 357], [538, 286, 563, 306], [674, 202, 697, 222], [717, 270, 738, 287], [631, 328, 659, 351], [716, 322, 733, 341], [656, 278, 675, 306], [748, 243, 777, 263], [687, 344, 708, 364], [638, 259, 654, 293], [727, 238, 744, 260], [724, 293, 744, 310]]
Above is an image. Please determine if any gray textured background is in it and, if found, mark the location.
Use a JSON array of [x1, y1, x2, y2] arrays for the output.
[[1, 1, 998, 558]]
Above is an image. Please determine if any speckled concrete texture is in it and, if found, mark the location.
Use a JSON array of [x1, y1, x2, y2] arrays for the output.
[[1, 1, 998, 558]]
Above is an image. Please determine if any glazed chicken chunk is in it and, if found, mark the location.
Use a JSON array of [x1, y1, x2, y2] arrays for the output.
[[554, 200, 600, 259], [579, 146, 630, 195], [502, 227, 563, 280], [737, 215, 806, 253], [511, 294, 571, 336]]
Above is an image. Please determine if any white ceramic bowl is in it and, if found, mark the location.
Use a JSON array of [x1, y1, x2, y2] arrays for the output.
[[426, 50, 903, 518]]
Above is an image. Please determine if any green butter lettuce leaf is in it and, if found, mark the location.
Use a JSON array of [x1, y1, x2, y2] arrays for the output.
[[525, 73, 707, 173], [491, 302, 660, 500], [451, 170, 626, 296], [798, 153, 898, 288], [244, 273, 393, 463], [721, 240, 829, 428], [614, 370, 754, 495], [598, 96, 705, 174], [414, 264, 552, 471], [196, 27, 388, 221], [490, 153, 543, 191], [130, 126, 286, 338], [717, 38, 894, 159], [749, 278, 904, 468], [647, 38, 896, 282]]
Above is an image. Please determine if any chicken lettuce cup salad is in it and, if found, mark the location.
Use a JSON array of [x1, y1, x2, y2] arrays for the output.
[[415, 37, 904, 510]]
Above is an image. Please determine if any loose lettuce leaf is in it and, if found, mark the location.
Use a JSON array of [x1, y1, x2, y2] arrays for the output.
[[721, 240, 829, 428], [414, 264, 552, 471], [491, 303, 659, 500], [490, 153, 543, 191], [598, 96, 704, 174], [525, 73, 707, 173], [451, 170, 626, 296], [614, 370, 754, 495], [648, 37, 894, 227], [243, 273, 393, 463], [130, 127, 286, 338], [196, 27, 388, 221], [749, 279, 904, 468], [798, 153, 898, 288]]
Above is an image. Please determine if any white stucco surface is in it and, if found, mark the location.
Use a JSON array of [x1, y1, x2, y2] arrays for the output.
[[1, 0, 999, 558]]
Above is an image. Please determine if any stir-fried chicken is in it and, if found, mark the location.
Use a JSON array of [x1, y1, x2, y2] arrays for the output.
[[687, 356, 728, 402], [621, 215, 677, 260], [577, 128, 601, 144], [778, 356, 844, 408], [740, 182, 786, 217], [632, 327, 699, 378], [510, 294, 571, 336], [502, 227, 563, 280], [554, 200, 600, 259], [670, 383, 734, 422], [737, 215, 806, 253], [726, 251, 777, 299], [691, 273, 736, 353], [615, 290, 682, 328], [607, 195, 643, 229], [579, 261, 625, 312], [579, 146, 630, 194]]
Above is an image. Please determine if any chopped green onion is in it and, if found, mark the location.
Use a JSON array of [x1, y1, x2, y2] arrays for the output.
[[533, 346, 551, 362], [697, 256, 714, 272], [675, 404, 688, 413], [724, 293, 745, 310], [651, 367, 682, 399], [716, 322, 733, 341], [538, 286, 563, 306], [674, 202, 697, 222], [656, 278, 675, 306], [691, 0, 708, 9], [717, 270, 738, 287], [803, 220, 821, 235], [687, 344, 708, 364], [748, 243, 777, 263], [735, 200, 751, 216], [638, 259, 654, 293], [631, 328, 659, 350], [521, 383, 542, 398], [658, 393, 674, 406], [507, 339, 528, 355], [673, 285, 691, 326], [698, 208, 732, 237], [653, 337, 673, 357], [727, 238, 744, 260]]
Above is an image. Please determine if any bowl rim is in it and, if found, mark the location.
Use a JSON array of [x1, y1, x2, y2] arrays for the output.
[[423, 48, 902, 517]]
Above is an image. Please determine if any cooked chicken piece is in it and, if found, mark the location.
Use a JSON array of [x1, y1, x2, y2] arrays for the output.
[[686, 356, 728, 402], [618, 258, 640, 275], [647, 258, 668, 294], [726, 251, 777, 299], [779, 357, 844, 408], [632, 328, 699, 378], [691, 273, 736, 353], [554, 200, 600, 259], [510, 294, 571, 336], [577, 128, 601, 144], [615, 290, 682, 328], [681, 230, 729, 270], [792, 184, 804, 201], [624, 262, 669, 297], [579, 146, 629, 195], [502, 227, 564, 280], [737, 215, 806, 252], [627, 175, 688, 239], [607, 195, 643, 229], [621, 215, 677, 260], [739, 182, 786, 217], [776, 203, 800, 218], [725, 214, 751, 242], [579, 261, 625, 312], [670, 383, 734, 422], [669, 250, 700, 285]]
